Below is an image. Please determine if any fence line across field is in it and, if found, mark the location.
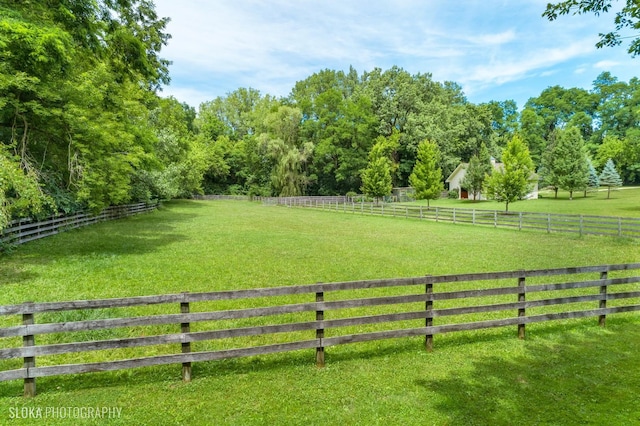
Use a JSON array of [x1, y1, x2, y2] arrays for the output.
[[254, 197, 640, 239], [1, 263, 639, 397], [0, 202, 159, 248]]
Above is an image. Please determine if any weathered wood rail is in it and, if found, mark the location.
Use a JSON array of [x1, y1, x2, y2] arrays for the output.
[[1, 263, 639, 397], [0, 202, 159, 249], [259, 197, 640, 239]]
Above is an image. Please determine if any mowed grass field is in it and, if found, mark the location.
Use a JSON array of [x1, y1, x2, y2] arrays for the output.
[[0, 199, 639, 425]]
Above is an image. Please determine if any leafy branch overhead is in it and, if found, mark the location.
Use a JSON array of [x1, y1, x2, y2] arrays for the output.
[[543, 0, 640, 56]]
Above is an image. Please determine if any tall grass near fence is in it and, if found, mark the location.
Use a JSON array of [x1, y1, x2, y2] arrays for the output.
[[0, 200, 639, 425]]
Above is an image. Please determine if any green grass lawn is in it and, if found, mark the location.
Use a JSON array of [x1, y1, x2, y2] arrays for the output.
[[0, 200, 639, 425], [410, 187, 640, 217]]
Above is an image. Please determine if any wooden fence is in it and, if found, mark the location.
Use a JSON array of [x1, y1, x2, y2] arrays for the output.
[[1, 263, 639, 397], [263, 198, 640, 239], [0, 202, 159, 248]]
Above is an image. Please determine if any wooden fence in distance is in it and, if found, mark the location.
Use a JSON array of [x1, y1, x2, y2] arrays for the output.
[[258, 197, 640, 239], [0, 202, 159, 248], [1, 263, 639, 397]]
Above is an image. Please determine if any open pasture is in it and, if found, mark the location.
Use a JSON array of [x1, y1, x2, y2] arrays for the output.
[[415, 187, 640, 217], [0, 200, 638, 425]]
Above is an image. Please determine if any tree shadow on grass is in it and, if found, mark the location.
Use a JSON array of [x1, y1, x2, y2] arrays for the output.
[[417, 318, 640, 425], [0, 202, 206, 285]]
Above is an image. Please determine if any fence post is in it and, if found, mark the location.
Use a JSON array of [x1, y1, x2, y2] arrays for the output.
[[494, 211, 498, 228], [519, 212, 523, 231], [579, 215, 583, 236], [472, 209, 476, 225], [618, 218, 622, 237], [316, 288, 325, 367], [23, 304, 36, 397], [435, 207, 439, 222], [518, 273, 526, 339], [547, 214, 551, 233], [453, 208, 456, 224], [425, 276, 434, 352], [599, 271, 608, 327], [420, 206, 423, 220], [180, 293, 191, 382]]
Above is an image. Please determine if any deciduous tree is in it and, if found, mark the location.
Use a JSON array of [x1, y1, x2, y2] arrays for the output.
[[485, 135, 535, 212], [543, 0, 640, 57], [409, 140, 444, 207], [553, 127, 589, 200]]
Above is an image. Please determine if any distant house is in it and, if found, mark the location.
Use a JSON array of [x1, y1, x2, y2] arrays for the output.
[[445, 158, 539, 200]]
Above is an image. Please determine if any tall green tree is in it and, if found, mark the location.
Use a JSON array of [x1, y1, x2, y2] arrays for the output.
[[0, 0, 171, 213], [553, 127, 589, 200], [485, 135, 536, 212], [361, 137, 395, 202], [599, 158, 623, 199], [461, 143, 492, 201], [585, 158, 600, 197], [408, 140, 444, 207]]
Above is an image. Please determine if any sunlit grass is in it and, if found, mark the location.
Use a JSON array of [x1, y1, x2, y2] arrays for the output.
[[0, 200, 638, 425]]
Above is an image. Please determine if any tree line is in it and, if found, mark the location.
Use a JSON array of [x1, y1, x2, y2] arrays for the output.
[[1, 1, 638, 230]]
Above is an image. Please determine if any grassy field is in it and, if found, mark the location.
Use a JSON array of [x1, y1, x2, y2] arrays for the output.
[[410, 187, 640, 217], [0, 200, 639, 425]]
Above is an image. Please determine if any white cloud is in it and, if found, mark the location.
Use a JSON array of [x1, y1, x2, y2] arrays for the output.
[[594, 60, 620, 69], [153, 0, 638, 108]]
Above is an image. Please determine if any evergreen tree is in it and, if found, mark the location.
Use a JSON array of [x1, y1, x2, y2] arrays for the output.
[[409, 140, 444, 207], [485, 135, 535, 212], [585, 158, 599, 197], [553, 127, 589, 200], [599, 158, 623, 199]]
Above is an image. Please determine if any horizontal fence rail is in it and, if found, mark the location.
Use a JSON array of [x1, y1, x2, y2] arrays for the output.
[[1, 263, 639, 396], [0, 202, 159, 249], [255, 197, 640, 239]]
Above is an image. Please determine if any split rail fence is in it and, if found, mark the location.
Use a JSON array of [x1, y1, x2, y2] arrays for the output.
[[0, 202, 159, 249], [256, 197, 640, 239], [1, 263, 639, 397]]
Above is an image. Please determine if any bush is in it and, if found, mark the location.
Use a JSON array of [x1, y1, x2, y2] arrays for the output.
[[448, 189, 459, 199]]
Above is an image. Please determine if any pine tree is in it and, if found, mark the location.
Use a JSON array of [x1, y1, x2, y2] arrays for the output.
[[585, 158, 599, 197], [409, 139, 444, 207], [599, 158, 623, 199]]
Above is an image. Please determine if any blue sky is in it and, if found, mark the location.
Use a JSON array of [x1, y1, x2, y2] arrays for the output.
[[153, 0, 638, 110]]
